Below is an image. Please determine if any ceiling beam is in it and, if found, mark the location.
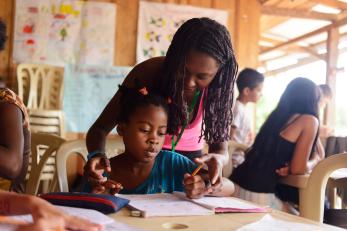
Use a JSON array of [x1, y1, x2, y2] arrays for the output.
[[264, 56, 320, 77], [261, 16, 347, 54], [263, 47, 347, 77], [298, 46, 326, 60], [311, 0, 347, 11], [261, 6, 338, 21]]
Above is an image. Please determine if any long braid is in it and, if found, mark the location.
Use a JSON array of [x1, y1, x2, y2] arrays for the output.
[[155, 18, 238, 144]]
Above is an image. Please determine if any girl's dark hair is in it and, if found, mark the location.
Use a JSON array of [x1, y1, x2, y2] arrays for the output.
[[117, 85, 169, 123], [0, 20, 7, 51], [252, 77, 320, 160], [154, 17, 238, 143]]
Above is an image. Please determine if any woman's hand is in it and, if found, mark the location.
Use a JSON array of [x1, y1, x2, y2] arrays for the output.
[[91, 179, 123, 195], [84, 155, 111, 183], [194, 154, 224, 190]]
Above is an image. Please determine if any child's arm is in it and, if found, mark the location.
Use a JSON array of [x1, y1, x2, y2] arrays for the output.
[[183, 174, 234, 199], [290, 115, 319, 174]]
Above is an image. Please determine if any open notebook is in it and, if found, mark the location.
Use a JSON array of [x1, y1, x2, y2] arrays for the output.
[[117, 192, 268, 218]]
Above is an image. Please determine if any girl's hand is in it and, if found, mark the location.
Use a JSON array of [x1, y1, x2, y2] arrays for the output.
[[194, 154, 224, 190], [183, 173, 211, 199], [92, 179, 123, 195], [276, 163, 290, 177], [84, 156, 112, 183]]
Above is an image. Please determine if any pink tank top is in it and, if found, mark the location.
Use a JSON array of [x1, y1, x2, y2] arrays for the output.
[[162, 91, 205, 151]]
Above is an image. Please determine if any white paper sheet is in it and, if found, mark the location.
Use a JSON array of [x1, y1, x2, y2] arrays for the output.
[[136, 1, 228, 63], [237, 214, 330, 231], [118, 193, 213, 217], [14, 0, 116, 66]]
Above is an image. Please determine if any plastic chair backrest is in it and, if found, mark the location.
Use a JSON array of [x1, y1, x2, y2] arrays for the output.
[[300, 152, 347, 222], [29, 109, 65, 138], [17, 63, 64, 109], [56, 139, 125, 192], [26, 133, 65, 195]]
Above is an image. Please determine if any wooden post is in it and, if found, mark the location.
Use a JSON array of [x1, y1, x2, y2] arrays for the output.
[[234, 0, 261, 69], [234, 0, 261, 133], [324, 27, 339, 127]]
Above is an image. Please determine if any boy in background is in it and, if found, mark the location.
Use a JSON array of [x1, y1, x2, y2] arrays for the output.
[[230, 68, 264, 168]]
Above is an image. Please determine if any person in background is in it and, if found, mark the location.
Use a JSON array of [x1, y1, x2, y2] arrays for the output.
[[0, 19, 102, 231], [318, 84, 333, 138], [86, 86, 234, 198], [85, 17, 238, 192], [0, 20, 30, 193], [230, 68, 264, 168], [231, 77, 323, 211]]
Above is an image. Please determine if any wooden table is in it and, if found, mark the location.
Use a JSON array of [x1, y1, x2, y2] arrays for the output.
[[110, 208, 344, 231]]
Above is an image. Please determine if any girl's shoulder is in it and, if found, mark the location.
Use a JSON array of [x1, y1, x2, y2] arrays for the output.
[[296, 114, 319, 126], [287, 114, 319, 133]]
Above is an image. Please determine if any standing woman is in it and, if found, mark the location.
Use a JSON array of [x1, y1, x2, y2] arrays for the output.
[[85, 17, 238, 188]]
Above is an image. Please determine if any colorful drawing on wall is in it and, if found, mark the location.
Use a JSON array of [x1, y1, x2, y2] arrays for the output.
[[136, 1, 228, 63], [63, 64, 133, 132], [13, 0, 116, 66]]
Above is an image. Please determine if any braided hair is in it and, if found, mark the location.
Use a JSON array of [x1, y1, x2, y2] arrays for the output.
[[117, 85, 169, 124], [154, 17, 238, 144], [0, 20, 6, 51]]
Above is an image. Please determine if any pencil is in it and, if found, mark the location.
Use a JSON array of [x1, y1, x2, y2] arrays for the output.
[[191, 164, 204, 176]]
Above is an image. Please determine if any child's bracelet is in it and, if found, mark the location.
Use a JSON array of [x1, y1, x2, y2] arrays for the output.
[[87, 150, 106, 160]]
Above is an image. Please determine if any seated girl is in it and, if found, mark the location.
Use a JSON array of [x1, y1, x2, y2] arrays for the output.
[[230, 77, 323, 210], [85, 86, 234, 198]]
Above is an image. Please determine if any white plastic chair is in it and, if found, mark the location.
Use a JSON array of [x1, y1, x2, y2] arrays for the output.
[[279, 152, 347, 222], [17, 63, 64, 110], [55, 139, 125, 192], [26, 133, 65, 195], [29, 109, 65, 138]]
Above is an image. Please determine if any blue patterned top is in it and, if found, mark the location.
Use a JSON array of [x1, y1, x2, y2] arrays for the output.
[[120, 150, 197, 194]]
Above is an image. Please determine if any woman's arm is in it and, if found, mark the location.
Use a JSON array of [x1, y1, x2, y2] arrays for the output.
[[290, 115, 319, 175], [194, 141, 228, 188], [0, 103, 24, 180], [208, 141, 229, 165]]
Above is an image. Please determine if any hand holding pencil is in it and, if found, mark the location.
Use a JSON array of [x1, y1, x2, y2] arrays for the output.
[[183, 164, 213, 199]]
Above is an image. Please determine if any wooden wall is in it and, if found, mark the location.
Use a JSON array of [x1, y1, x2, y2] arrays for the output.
[[0, 0, 260, 89]]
